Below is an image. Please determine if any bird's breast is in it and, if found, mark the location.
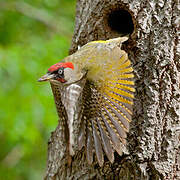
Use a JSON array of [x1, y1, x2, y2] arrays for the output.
[[60, 79, 86, 155]]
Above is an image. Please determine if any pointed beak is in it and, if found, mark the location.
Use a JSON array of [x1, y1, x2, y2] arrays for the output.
[[38, 73, 55, 82]]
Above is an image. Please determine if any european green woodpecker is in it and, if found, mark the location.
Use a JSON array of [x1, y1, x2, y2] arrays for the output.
[[38, 37, 135, 166]]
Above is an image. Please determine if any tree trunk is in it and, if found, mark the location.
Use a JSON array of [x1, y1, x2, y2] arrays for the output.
[[45, 0, 180, 179]]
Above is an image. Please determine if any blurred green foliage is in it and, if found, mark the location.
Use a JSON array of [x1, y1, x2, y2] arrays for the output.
[[0, 0, 76, 179]]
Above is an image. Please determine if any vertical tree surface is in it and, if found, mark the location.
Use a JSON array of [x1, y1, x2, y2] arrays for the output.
[[45, 0, 180, 179]]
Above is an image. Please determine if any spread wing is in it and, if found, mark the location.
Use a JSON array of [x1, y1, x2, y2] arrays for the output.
[[78, 51, 135, 166], [50, 37, 134, 166]]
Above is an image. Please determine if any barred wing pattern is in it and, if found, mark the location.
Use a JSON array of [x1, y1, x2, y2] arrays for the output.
[[78, 58, 134, 166]]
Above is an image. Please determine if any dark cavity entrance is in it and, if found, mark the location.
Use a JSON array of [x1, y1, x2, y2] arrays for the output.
[[107, 9, 134, 35]]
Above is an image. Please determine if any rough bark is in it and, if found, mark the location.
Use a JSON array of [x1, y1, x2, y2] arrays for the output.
[[45, 0, 180, 179]]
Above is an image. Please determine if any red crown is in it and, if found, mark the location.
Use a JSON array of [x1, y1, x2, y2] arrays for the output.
[[48, 62, 74, 72]]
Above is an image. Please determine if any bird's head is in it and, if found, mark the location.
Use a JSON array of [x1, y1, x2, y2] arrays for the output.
[[38, 62, 85, 85]]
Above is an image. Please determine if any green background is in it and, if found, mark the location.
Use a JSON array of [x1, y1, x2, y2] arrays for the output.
[[0, 0, 75, 179]]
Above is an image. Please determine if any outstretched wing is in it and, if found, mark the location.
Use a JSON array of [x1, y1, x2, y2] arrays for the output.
[[78, 50, 135, 166]]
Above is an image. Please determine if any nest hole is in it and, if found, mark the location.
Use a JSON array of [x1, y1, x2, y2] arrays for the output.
[[107, 9, 134, 35]]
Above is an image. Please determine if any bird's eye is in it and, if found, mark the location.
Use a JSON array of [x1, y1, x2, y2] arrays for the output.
[[58, 69, 63, 75]]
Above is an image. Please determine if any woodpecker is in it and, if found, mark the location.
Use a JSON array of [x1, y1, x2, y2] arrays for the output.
[[38, 37, 135, 166]]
